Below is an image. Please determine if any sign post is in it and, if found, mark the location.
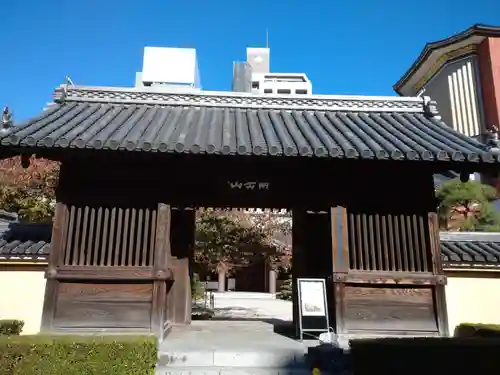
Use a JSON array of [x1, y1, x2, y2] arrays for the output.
[[297, 278, 330, 341]]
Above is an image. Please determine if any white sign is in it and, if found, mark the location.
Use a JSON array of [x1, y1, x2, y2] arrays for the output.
[[227, 181, 270, 190], [299, 279, 326, 317]]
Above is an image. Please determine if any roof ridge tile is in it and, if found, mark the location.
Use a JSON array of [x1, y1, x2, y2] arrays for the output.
[[53, 85, 428, 113]]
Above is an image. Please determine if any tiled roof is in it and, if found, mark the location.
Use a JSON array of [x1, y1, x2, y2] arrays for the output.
[[0, 85, 498, 163], [394, 24, 500, 94], [0, 222, 51, 262], [434, 171, 460, 188], [440, 232, 500, 268]]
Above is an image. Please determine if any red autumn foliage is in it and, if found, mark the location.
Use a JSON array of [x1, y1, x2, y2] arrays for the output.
[[0, 156, 60, 221]]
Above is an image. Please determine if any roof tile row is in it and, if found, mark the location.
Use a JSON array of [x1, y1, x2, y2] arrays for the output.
[[1, 220, 500, 268], [1, 84, 497, 163], [0, 222, 51, 260]]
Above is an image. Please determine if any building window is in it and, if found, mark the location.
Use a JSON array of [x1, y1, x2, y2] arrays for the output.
[[264, 88, 273, 94], [252, 81, 260, 89], [295, 89, 308, 95], [277, 89, 291, 94]]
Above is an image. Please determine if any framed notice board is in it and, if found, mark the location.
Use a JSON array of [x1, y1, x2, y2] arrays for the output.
[[297, 278, 330, 341]]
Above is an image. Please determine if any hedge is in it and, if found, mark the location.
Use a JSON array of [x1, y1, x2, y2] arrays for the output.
[[350, 337, 500, 375], [0, 320, 24, 336], [455, 323, 500, 338], [0, 335, 157, 375]]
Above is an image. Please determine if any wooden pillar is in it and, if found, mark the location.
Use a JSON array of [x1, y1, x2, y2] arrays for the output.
[[429, 212, 450, 336], [218, 270, 226, 292], [166, 209, 196, 325], [152, 203, 172, 340], [40, 202, 69, 332], [268, 269, 277, 294], [330, 206, 349, 336]]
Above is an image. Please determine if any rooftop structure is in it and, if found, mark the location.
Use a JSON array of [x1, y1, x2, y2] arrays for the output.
[[233, 47, 312, 95], [135, 47, 201, 90]]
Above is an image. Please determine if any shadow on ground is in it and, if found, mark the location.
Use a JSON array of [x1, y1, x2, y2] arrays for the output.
[[208, 306, 297, 339]]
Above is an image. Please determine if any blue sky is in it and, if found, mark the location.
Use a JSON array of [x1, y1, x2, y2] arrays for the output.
[[2, 0, 499, 121]]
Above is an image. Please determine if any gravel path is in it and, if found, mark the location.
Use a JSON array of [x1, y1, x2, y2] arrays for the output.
[[203, 292, 293, 321]]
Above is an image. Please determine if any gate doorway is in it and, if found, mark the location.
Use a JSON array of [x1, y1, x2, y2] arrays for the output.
[[1, 84, 497, 341], [193, 208, 292, 294]]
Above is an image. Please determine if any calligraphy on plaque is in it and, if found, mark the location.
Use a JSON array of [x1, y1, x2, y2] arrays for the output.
[[227, 181, 270, 191]]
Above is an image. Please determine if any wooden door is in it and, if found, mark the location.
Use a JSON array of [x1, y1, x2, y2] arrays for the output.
[[330, 206, 448, 338], [41, 202, 173, 338]]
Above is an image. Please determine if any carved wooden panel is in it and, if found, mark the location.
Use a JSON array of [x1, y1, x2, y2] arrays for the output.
[[54, 281, 152, 329], [347, 211, 432, 272], [54, 301, 152, 328], [57, 282, 153, 302], [343, 285, 438, 332]]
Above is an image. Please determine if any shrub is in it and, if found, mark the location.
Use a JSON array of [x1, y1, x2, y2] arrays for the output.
[[276, 275, 292, 301], [191, 272, 205, 301], [192, 305, 215, 320], [0, 320, 24, 336], [0, 335, 157, 375], [350, 337, 500, 375], [454, 323, 500, 338]]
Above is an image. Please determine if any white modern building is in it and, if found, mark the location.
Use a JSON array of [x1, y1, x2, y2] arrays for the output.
[[233, 47, 312, 95], [135, 47, 201, 90]]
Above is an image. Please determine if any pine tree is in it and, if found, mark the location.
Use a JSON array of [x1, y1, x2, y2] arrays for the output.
[[277, 274, 292, 301], [436, 178, 500, 231]]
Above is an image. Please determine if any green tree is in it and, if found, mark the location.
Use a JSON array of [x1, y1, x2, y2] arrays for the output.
[[276, 274, 292, 301], [194, 209, 291, 276], [228, 209, 292, 270], [0, 156, 59, 222], [436, 178, 500, 232], [194, 210, 251, 275]]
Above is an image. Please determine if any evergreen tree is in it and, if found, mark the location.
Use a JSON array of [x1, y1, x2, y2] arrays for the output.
[[436, 178, 500, 232]]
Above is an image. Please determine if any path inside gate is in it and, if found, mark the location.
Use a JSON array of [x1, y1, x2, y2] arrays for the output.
[[157, 292, 327, 375]]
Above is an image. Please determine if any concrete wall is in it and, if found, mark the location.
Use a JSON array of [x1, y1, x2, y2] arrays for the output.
[[0, 265, 46, 334], [445, 271, 500, 334], [422, 56, 484, 137]]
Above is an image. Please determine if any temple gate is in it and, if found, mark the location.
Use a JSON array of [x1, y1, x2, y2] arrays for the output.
[[1, 84, 498, 340]]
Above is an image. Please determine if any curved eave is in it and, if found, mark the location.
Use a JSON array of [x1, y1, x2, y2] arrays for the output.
[[394, 24, 500, 95]]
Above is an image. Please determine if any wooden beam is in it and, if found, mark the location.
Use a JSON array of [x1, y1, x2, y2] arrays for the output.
[[330, 206, 349, 336], [333, 270, 446, 285], [41, 202, 68, 332], [333, 283, 347, 335], [434, 285, 450, 336], [151, 203, 171, 340], [48, 265, 171, 281], [331, 206, 349, 273], [428, 212, 445, 275]]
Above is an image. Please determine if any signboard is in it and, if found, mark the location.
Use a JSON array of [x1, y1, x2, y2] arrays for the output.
[[297, 278, 330, 341]]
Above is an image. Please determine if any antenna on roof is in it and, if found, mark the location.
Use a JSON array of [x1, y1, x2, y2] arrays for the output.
[[1, 106, 12, 129], [266, 29, 269, 48], [66, 76, 74, 86], [416, 87, 426, 98]]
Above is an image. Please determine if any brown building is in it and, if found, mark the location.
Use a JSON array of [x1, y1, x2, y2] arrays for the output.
[[395, 24, 500, 188], [395, 24, 500, 135]]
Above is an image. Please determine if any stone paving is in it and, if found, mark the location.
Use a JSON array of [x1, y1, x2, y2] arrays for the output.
[[157, 292, 352, 375], [209, 292, 293, 321], [157, 292, 319, 375]]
